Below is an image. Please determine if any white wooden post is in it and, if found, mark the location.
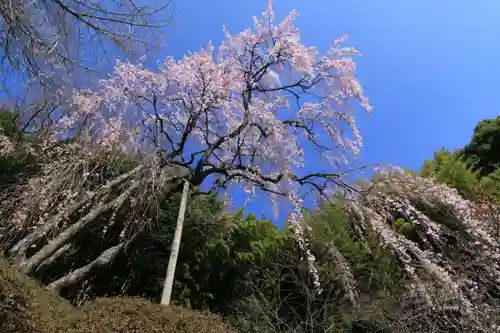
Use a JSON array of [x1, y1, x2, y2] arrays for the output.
[[160, 179, 189, 305]]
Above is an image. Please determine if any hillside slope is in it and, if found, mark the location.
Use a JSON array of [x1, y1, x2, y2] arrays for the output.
[[0, 257, 233, 333]]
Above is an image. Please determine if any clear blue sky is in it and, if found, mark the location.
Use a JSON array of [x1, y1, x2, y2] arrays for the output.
[[151, 0, 500, 221]]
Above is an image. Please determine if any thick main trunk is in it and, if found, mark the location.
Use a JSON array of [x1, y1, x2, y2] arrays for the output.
[[35, 243, 73, 272], [20, 180, 141, 275], [9, 196, 90, 262], [8, 165, 144, 262], [47, 242, 126, 293]]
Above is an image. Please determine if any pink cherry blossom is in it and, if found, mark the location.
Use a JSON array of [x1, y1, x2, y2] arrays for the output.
[[12, 1, 371, 292], [351, 168, 500, 318]]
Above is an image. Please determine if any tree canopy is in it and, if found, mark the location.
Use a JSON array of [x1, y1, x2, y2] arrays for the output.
[[462, 116, 500, 177]]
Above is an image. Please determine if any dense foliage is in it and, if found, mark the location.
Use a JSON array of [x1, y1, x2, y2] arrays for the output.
[[2, 114, 500, 332], [421, 117, 500, 203], [462, 116, 500, 177]]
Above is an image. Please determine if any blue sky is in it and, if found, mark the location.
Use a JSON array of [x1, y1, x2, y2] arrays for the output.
[[149, 0, 500, 221]]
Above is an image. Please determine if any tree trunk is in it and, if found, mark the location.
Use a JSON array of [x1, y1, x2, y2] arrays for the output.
[[47, 241, 126, 293], [20, 180, 141, 275], [8, 165, 144, 262], [35, 243, 73, 272], [45, 170, 187, 294], [9, 196, 90, 262], [160, 180, 189, 306]]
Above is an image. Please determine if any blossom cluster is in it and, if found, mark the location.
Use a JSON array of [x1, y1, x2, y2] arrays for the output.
[[351, 169, 500, 317], [54, 0, 370, 197], [0, 126, 14, 155]]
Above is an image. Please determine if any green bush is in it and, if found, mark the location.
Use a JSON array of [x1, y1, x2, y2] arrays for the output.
[[0, 256, 74, 333], [0, 257, 234, 333], [77, 297, 234, 333]]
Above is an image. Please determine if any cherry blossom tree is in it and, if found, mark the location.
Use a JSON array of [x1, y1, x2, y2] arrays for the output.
[[0, 0, 174, 134], [348, 169, 500, 329], [1, 0, 371, 293], [0, 127, 14, 155]]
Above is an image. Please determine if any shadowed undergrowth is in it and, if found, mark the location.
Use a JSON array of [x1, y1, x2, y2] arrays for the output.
[[0, 257, 234, 333]]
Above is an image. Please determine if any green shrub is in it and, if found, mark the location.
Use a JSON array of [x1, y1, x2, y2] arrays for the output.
[[77, 297, 234, 333], [0, 257, 234, 333], [0, 257, 75, 333]]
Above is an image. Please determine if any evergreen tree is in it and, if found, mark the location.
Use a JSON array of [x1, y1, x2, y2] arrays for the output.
[[462, 116, 500, 177], [420, 149, 479, 199]]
